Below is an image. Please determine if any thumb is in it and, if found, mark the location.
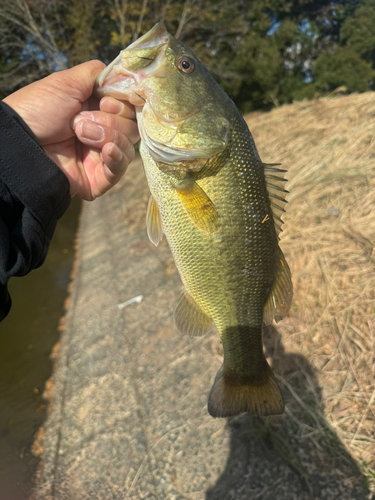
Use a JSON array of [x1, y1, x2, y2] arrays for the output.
[[49, 60, 106, 104]]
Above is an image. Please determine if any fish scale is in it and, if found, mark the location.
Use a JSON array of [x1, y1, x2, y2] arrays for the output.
[[96, 23, 293, 417]]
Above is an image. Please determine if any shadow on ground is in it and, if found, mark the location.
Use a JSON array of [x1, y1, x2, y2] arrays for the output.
[[206, 325, 373, 500]]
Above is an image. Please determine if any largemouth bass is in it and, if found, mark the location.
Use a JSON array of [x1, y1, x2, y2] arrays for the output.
[[96, 24, 293, 418]]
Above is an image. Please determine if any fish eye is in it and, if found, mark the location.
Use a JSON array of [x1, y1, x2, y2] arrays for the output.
[[178, 57, 195, 73]]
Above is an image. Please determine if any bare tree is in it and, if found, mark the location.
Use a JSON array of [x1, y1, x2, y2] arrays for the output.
[[175, 0, 195, 39], [0, 0, 67, 95], [112, 0, 128, 45], [0, 0, 67, 70], [133, 0, 149, 41]]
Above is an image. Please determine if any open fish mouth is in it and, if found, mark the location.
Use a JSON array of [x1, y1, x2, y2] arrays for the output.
[[95, 23, 169, 105]]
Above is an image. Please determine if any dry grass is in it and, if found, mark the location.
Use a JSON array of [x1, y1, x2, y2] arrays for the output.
[[245, 92, 375, 490]]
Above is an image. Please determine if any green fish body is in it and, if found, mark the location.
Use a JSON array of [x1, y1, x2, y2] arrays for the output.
[[96, 24, 293, 417]]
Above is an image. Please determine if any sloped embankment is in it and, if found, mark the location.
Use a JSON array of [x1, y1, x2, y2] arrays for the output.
[[245, 92, 375, 490]]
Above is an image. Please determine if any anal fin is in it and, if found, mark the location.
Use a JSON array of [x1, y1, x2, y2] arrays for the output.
[[174, 289, 212, 336], [146, 195, 163, 246], [263, 248, 293, 324], [173, 178, 219, 233]]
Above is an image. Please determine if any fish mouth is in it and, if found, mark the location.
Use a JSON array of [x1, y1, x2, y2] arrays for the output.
[[95, 23, 170, 105], [125, 22, 169, 52]]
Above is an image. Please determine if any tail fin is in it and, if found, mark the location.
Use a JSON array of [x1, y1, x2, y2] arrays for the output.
[[207, 364, 284, 418]]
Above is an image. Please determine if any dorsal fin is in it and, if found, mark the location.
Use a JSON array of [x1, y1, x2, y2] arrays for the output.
[[264, 163, 289, 239]]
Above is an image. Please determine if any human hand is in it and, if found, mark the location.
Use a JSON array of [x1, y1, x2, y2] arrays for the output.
[[3, 60, 139, 201]]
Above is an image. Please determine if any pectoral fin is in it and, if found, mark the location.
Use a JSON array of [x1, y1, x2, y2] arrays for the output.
[[174, 179, 219, 232], [146, 195, 163, 246], [174, 289, 212, 336], [263, 248, 293, 324]]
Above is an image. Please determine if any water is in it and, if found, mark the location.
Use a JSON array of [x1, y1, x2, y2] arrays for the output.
[[0, 199, 81, 500]]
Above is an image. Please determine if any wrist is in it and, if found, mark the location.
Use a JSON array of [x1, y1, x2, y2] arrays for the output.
[[3, 94, 39, 141]]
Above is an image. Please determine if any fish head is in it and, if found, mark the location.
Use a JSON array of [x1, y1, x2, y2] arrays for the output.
[[96, 23, 230, 164]]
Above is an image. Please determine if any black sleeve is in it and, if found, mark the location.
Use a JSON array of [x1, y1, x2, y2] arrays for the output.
[[0, 102, 71, 321]]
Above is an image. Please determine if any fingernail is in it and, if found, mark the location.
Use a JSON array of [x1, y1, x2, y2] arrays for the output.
[[108, 143, 123, 163], [101, 97, 124, 115], [81, 121, 104, 141]]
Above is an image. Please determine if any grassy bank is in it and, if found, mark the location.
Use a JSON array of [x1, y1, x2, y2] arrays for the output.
[[243, 92, 375, 492]]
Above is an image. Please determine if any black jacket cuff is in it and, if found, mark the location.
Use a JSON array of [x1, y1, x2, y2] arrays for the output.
[[0, 102, 71, 238]]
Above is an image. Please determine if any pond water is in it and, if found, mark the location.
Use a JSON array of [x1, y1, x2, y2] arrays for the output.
[[0, 199, 81, 500]]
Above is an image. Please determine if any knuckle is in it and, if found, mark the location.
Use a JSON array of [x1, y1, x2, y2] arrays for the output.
[[92, 111, 116, 131]]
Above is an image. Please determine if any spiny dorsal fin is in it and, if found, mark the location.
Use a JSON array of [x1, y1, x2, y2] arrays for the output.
[[264, 163, 289, 239], [174, 289, 213, 336], [146, 195, 164, 246], [263, 247, 293, 325]]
